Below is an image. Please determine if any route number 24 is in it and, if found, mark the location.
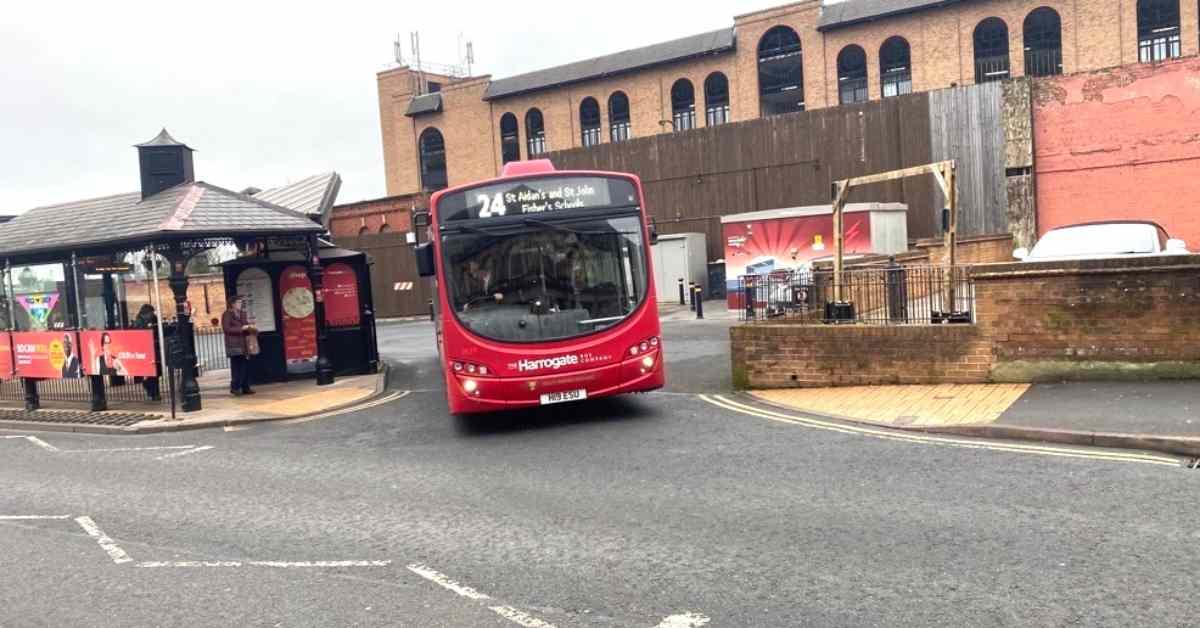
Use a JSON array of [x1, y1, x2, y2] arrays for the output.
[[477, 193, 507, 218]]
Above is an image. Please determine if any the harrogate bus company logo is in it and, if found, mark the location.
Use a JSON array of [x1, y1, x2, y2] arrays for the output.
[[512, 352, 610, 373]]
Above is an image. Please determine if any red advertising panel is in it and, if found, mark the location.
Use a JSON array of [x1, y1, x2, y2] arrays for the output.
[[0, 333, 13, 380], [13, 331, 83, 379], [323, 262, 360, 327], [723, 208, 874, 309], [80, 330, 158, 377], [279, 265, 317, 373]]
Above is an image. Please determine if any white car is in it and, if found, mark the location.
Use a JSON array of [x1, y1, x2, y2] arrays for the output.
[[1013, 221, 1190, 262]]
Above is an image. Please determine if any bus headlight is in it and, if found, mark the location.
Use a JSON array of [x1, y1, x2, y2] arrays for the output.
[[463, 379, 479, 395], [641, 355, 654, 369]]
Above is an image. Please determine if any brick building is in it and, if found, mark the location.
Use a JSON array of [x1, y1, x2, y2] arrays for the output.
[[328, 192, 423, 238], [377, 0, 1200, 198]]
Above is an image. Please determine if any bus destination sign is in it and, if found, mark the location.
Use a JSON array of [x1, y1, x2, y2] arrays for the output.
[[438, 176, 637, 222]]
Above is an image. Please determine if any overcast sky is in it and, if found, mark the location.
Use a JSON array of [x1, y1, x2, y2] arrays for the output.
[[1, 0, 786, 213]]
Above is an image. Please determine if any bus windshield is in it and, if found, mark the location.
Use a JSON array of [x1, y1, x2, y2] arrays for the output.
[[441, 214, 648, 343]]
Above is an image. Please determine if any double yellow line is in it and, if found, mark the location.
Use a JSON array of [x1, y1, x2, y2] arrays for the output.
[[699, 394, 1184, 467]]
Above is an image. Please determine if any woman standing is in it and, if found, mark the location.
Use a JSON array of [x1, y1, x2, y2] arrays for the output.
[[221, 295, 255, 395]]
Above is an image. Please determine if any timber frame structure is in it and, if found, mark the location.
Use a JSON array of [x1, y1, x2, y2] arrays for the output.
[[830, 160, 959, 309]]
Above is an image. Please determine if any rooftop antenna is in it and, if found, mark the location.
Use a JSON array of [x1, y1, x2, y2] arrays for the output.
[[465, 41, 475, 77], [410, 31, 426, 94], [393, 33, 404, 66]]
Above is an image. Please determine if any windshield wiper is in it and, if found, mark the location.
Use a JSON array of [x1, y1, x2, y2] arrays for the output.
[[521, 217, 640, 236]]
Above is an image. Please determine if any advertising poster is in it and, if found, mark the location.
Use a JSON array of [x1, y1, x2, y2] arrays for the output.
[[323, 262, 360, 327], [235, 267, 277, 333], [79, 330, 158, 377], [723, 210, 873, 309], [16, 293, 60, 330], [0, 333, 13, 380], [279, 265, 317, 373], [13, 331, 82, 379]]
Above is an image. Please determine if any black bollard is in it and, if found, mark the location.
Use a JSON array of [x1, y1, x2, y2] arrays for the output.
[[694, 286, 704, 319], [688, 282, 695, 309], [743, 278, 756, 320], [677, 278, 685, 306], [89, 375, 107, 412], [428, 299, 435, 321]]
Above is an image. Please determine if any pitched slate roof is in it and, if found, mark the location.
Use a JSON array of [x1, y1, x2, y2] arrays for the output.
[[252, 172, 342, 224], [817, 0, 967, 31], [0, 182, 322, 259], [483, 27, 736, 100], [405, 92, 443, 117]]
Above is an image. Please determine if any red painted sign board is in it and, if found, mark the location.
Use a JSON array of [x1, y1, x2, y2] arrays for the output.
[[80, 330, 158, 377], [324, 262, 360, 327], [279, 265, 317, 372], [13, 331, 83, 379]]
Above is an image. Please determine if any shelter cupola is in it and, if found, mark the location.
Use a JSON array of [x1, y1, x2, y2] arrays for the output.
[[135, 128, 195, 199]]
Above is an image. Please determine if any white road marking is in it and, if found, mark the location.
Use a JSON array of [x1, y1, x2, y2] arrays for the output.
[[137, 560, 391, 568], [406, 563, 492, 600], [0, 515, 72, 520], [61, 445, 196, 454], [74, 516, 132, 564], [655, 612, 712, 628], [1, 435, 61, 451], [406, 563, 562, 628], [155, 445, 214, 461], [277, 390, 410, 426], [702, 395, 1183, 466], [489, 605, 558, 628]]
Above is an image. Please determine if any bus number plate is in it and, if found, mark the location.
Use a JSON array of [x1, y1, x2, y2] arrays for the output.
[[540, 389, 587, 405]]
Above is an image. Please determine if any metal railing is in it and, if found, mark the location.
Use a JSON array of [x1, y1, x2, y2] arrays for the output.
[[1024, 48, 1063, 77], [974, 54, 1011, 83], [735, 265, 974, 325]]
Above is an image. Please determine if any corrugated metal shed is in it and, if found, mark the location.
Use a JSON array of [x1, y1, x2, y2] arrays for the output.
[[483, 28, 735, 100], [0, 182, 322, 258], [817, 0, 968, 31]]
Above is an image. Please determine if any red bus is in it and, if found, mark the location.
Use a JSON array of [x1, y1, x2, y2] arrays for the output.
[[414, 160, 664, 415]]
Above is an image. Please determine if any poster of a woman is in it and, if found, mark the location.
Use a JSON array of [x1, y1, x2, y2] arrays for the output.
[[89, 332, 127, 377]]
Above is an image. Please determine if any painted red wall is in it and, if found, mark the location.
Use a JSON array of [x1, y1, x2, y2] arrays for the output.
[[1033, 57, 1200, 249]]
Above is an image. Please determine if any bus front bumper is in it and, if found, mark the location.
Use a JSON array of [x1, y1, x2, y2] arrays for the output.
[[448, 349, 664, 415]]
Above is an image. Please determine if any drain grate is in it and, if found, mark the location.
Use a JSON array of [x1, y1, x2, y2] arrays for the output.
[[0, 409, 156, 427]]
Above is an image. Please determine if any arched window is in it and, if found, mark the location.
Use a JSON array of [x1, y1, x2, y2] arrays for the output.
[[580, 98, 601, 147], [704, 72, 730, 126], [500, 113, 520, 164], [418, 127, 447, 192], [837, 45, 868, 104], [671, 79, 696, 131], [880, 37, 912, 97], [1137, 0, 1181, 62], [974, 18, 1011, 83], [758, 26, 804, 116], [1023, 8, 1063, 76], [609, 91, 631, 142], [525, 108, 546, 156], [379, 223, 392, 234], [357, 225, 370, 236]]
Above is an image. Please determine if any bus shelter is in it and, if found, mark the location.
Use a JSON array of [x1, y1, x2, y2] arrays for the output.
[[0, 130, 346, 414]]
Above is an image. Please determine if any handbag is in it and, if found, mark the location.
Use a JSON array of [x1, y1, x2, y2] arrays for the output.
[[245, 327, 261, 356]]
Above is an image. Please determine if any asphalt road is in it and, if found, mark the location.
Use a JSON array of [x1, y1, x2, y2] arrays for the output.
[[3, 317, 1199, 627]]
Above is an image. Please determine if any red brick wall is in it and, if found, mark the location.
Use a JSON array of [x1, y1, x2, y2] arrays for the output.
[[330, 193, 424, 238], [731, 255, 1200, 388], [1033, 57, 1200, 249]]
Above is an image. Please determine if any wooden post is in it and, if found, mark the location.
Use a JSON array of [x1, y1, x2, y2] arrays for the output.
[[944, 162, 958, 313], [831, 182, 848, 303]]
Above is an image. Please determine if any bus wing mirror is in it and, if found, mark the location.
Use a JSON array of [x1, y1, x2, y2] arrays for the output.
[[415, 242, 436, 277], [649, 218, 659, 245], [413, 211, 431, 229]]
